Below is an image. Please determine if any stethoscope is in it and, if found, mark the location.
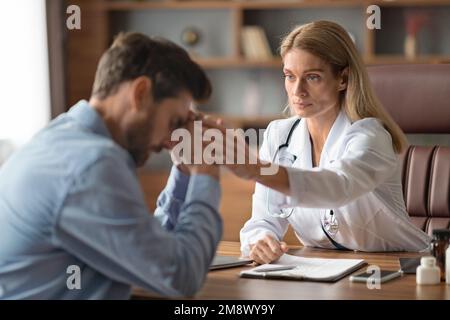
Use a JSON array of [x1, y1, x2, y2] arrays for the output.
[[265, 118, 347, 249], [265, 118, 300, 219]]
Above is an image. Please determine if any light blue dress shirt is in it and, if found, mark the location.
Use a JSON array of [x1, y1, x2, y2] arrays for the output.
[[0, 100, 222, 299]]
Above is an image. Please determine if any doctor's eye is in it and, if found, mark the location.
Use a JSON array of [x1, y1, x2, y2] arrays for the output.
[[305, 74, 321, 82], [284, 74, 296, 81]]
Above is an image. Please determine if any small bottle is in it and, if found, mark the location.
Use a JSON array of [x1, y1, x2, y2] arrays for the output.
[[416, 256, 440, 285], [446, 245, 450, 284], [430, 229, 450, 281]]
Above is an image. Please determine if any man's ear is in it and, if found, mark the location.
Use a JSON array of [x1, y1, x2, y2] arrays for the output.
[[130, 76, 152, 111], [338, 67, 349, 91]]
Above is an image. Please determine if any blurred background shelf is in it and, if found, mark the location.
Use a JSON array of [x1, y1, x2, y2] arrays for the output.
[[103, 0, 450, 10], [204, 112, 279, 129], [65, 0, 450, 165], [195, 55, 450, 68], [364, 54, 450, 65], [67, 0, 450, 113], [103, 1, 364, 11], [194, 57, 282, 68]]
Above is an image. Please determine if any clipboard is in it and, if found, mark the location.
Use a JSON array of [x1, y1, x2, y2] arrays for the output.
[[240, 254, 366, 282]]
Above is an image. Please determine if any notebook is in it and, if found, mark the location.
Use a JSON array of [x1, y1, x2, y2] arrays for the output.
[[209, 255, 253, 270], [240, 254, 366, 282]]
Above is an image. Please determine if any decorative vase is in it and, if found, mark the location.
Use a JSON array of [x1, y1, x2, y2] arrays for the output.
[[404, 34, 418, 59]]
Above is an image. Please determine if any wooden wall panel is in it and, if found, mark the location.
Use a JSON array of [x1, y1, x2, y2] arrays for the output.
[[66, 0, 109, 107]]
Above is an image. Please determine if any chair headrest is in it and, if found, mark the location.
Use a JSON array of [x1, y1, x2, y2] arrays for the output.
[[367, 64, 450, 134]]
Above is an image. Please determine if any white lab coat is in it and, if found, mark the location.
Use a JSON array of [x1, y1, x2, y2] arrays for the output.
[[240, 109, 430, 255]]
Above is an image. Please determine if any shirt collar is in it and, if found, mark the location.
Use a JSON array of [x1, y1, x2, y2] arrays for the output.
[[320, 108, 351, 162], [68, 100, 112, 139], [285, 108, 351, 167]]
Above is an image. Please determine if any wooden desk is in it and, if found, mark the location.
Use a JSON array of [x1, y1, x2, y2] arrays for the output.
[[133, 241, 450, 300]]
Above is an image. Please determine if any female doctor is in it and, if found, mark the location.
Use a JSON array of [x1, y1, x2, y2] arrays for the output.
[[224, 21, 430, 264]]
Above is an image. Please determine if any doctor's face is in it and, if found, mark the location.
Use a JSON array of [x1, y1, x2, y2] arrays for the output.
[[283, 48, 347, 120]]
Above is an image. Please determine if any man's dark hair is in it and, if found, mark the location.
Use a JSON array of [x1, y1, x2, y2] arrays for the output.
[[91, 32, 212, 102]]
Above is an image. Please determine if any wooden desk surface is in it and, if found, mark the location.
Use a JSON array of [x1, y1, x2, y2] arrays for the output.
[[133, 241, 450, 300]]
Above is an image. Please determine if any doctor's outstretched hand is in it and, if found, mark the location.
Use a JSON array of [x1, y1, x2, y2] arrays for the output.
[[249, 235, 288, 264], [201, 117, 292, 196]]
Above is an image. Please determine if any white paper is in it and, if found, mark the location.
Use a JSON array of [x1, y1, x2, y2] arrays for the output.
[[240, 254, 365, 282]]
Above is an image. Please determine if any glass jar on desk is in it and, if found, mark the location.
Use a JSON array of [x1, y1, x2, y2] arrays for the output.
[[431, 229, 450, 281]]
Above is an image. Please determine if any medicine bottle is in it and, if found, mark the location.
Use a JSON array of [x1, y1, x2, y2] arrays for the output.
[[416, 256, 440, 285], [431, 229, 450, 281], [446, 245, 450, 284]]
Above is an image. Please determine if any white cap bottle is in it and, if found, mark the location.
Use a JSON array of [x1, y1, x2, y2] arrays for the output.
[[416, 256, 440, 285]]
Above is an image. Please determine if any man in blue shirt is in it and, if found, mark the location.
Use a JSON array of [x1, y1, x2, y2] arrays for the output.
[[0, 33, 222, 299]]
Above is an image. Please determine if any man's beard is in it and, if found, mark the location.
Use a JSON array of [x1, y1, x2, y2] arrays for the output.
[[125, 129, 151, 167], [128, 146, 149, 167]]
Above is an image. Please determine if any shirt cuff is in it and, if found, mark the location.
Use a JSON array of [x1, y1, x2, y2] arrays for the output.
[[240, 230, 279, 257], [165, 165, 191, 201], [185, 174, 221, 211], [284, 166, 304, 207]]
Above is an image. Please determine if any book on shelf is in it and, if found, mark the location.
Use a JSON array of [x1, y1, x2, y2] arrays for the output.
[[241, 26, 273, 60]]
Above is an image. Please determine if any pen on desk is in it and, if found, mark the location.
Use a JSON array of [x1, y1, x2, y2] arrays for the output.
[[254, 265, 297, 273]]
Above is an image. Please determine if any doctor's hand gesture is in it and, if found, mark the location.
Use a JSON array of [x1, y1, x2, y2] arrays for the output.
[[201, 118, 292, 196], [169, 110, 221, 180], [249, 234, 288, 264], [200, 116, 263, 180]]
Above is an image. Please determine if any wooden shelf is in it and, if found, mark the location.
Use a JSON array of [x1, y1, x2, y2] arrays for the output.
[[194, 57, 282, 68], [104, 0, 363, 11], [203, 113, 280, 129], [364, 55, 450, 65], [193, 55, 450, 69], [103, 0, 450, 11], [367, 0, 450, 7], [66, 0, 450, 112], [103, 0, 450, 69], [239, 0, 362, 9], [104, 0, 234, 10]]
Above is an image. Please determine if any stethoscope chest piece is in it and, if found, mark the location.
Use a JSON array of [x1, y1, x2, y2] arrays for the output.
[[322, 210, 339, 236]]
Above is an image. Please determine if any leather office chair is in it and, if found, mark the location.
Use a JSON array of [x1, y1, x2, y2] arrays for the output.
[[368, 64, 450, 235]]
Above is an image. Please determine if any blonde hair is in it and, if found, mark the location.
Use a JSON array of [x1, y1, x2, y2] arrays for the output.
[[280, 21, 407, 153]]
